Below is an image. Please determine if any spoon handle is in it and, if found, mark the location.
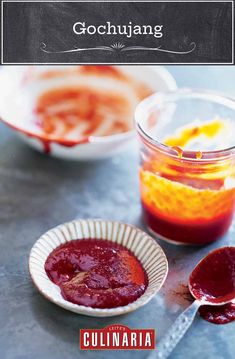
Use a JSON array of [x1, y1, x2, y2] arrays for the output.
[[149, 300, 201, 359]]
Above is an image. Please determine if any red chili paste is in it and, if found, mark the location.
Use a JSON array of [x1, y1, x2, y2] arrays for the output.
[[189, 247, 235, 324], [189, 247, 235, 304], [45, 239, 148, 309], [199, 303, 235, 324], [35, 86, 132, 139], [140, 120, 235, 245], [33, 66, 152, 143]]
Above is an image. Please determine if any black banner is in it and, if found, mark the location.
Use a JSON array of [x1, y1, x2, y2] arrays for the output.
[[1, 1, 234, 64]]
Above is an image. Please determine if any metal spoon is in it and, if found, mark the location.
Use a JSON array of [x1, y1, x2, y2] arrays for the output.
[[149, 246, 235, 359]]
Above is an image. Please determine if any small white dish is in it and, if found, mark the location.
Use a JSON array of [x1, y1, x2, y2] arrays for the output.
[[29, 219, 168, 317], [0, 66, 176, 160]]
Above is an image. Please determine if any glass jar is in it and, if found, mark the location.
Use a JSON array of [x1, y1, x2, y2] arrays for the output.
[[135, 89, 235, 245]]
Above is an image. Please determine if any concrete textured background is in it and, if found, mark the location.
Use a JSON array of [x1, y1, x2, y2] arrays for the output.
[[0, 66, 235, 359]]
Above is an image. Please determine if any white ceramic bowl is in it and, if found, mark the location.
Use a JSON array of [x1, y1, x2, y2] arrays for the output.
[[29, 219, 168, 317], [0, 66, 176, 160]]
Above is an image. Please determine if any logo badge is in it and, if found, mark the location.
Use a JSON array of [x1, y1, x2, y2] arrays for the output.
[[80, 324, 155, 350]]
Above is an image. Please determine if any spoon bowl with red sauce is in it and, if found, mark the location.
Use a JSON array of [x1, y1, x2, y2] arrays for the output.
[[153, 246, 235, 359]]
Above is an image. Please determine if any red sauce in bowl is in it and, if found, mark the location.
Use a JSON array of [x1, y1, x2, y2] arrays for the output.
[[33, 66, 152, 142], [44, 239, 148, 309], [35, 86, 132, 139], [4, 66, 152, 154]]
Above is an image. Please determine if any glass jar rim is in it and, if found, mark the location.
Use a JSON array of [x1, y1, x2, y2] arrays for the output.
[[135, 88, 235, 161]]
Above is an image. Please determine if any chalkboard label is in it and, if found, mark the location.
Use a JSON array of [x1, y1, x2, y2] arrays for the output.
[[1, 1, 233, 64]]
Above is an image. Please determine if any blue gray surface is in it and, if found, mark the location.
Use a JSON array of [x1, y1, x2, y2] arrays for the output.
[[0, 66, 234, 359]]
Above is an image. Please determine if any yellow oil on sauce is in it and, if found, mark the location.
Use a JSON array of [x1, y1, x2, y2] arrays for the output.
[[163, 119, 226, 150]]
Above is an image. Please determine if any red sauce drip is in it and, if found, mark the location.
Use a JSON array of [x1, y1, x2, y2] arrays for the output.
[[171, 146, 183, 158], [199, 303, 235, 324], [196, 151, 203, 160], [45, 239, 148, 309], [41, 140, 51, 154], [189, 247, 235, 303]]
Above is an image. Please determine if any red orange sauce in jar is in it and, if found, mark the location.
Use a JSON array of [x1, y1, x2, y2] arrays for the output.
[[44, 239, 148, 309], [140, 120, 235, 245]]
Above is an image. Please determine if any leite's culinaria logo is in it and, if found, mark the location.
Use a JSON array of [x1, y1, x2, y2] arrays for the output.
[[80, 325, 155, 350]]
